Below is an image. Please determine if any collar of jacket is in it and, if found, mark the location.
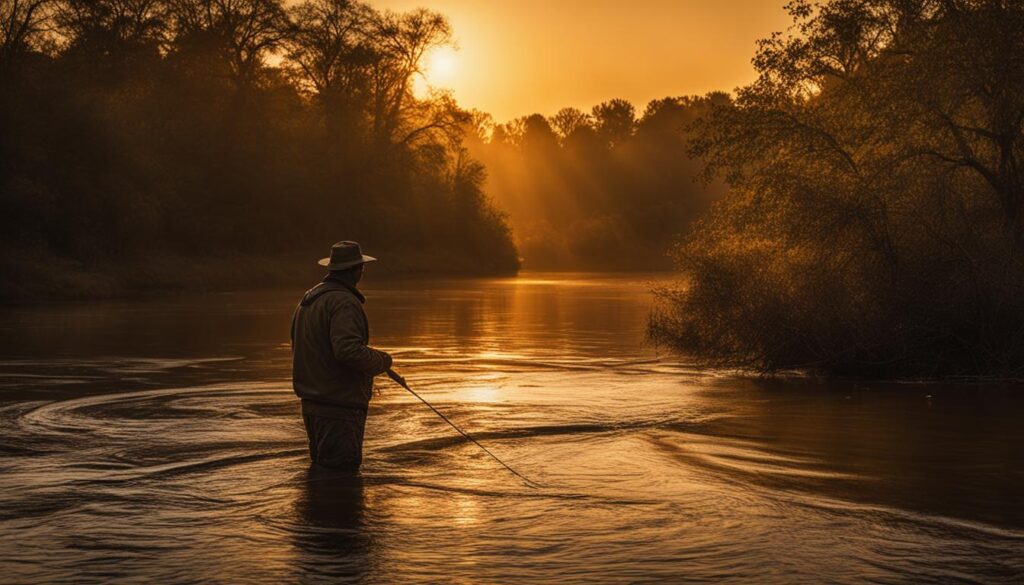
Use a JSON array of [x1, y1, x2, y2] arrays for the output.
[[300, 274, 365, 306]]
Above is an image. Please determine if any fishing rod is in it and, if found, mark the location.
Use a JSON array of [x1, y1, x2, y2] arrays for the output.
[[386, 369, 541, 489]]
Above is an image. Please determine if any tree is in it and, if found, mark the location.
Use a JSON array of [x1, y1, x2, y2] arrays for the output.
[[471, 96, 721, 271], [368, 7, 451, 149], [167, 0, 288, 94], [284, 0, 372, 98], [550, 107, 592, 143], [55, 0, 169, 69], [284, 0, 374, 140], [592, 98, 635, 147], [0, 0, 519, 301], [653, 0, 1024, 376], [521, 113, 558, 151], [0, 0, 52, 73]]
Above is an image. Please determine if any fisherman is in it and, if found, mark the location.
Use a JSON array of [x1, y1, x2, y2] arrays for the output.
[[291, 241, 393, 469]]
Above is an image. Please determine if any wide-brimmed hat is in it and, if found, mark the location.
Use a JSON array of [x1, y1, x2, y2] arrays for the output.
[[318, 241, 377, 270]]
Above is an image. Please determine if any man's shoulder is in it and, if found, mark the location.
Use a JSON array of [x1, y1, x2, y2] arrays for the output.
[[300, 282, 361, 308], [320, 288, 365, 313]]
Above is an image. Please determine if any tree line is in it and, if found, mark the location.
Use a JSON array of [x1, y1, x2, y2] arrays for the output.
[[0, 0, 518, 299], [651, 0, 1024, 377], [468, 96, 727, 270]]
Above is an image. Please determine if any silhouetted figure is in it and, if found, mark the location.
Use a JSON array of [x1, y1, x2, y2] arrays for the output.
[[291, 241, 393, 468]]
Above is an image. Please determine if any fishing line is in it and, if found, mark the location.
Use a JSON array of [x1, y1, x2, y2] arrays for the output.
[[386, 369, 542, 489]]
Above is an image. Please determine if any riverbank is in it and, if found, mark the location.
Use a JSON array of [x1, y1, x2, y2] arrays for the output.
[[0, 249, 520, 302]]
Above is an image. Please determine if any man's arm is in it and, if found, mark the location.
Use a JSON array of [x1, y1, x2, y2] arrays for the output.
[[290, 305, 298, 351], [329, 299, 392, 375]]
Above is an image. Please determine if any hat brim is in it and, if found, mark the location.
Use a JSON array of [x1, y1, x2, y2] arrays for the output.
[[318, 254, 377, 270]]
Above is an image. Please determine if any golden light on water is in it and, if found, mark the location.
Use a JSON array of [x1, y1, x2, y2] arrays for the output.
[[463, 384, 501, 403]]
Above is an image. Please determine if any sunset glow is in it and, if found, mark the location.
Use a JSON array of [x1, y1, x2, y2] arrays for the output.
[[414, 46, 459, 96], [424, 46, 458, 86], [374, 0, 793, 121], [5, 0, 1023, 582]]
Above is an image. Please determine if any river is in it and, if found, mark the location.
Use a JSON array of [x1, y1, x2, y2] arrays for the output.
[[0, 272, 1021, 583]]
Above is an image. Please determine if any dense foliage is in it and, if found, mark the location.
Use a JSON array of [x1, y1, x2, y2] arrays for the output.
[[470, 97, 727, 270], [0, 0, 518, 299], [651, 0, 1024, 377]]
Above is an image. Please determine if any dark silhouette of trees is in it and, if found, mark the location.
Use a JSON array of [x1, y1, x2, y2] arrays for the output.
[[368, 8, 451, 150], [592, 98, 635, 148], [0, 0, 517, 300], [1, 0, 53, 73], [474, 95, 726, 270], [550, 107, 590, 142], [168, 0, 288, 95], [285, 0, 373, 141], [56, 0, 169, 53], [651, 0, 1024, 377]]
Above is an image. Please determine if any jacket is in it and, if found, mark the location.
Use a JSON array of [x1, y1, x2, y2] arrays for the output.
[[291, 276, 392, 412]]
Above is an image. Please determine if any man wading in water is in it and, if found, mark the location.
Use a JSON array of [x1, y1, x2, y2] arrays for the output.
[[291, 241, 393, 469]]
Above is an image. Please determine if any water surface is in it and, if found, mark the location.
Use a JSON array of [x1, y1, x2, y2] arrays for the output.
[[1, 273, 1022, 583]]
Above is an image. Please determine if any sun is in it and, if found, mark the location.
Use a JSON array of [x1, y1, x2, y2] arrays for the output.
[[417, 46, 459, 94]]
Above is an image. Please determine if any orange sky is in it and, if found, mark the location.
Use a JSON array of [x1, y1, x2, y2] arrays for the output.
[[371, 0, 794, 122]]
